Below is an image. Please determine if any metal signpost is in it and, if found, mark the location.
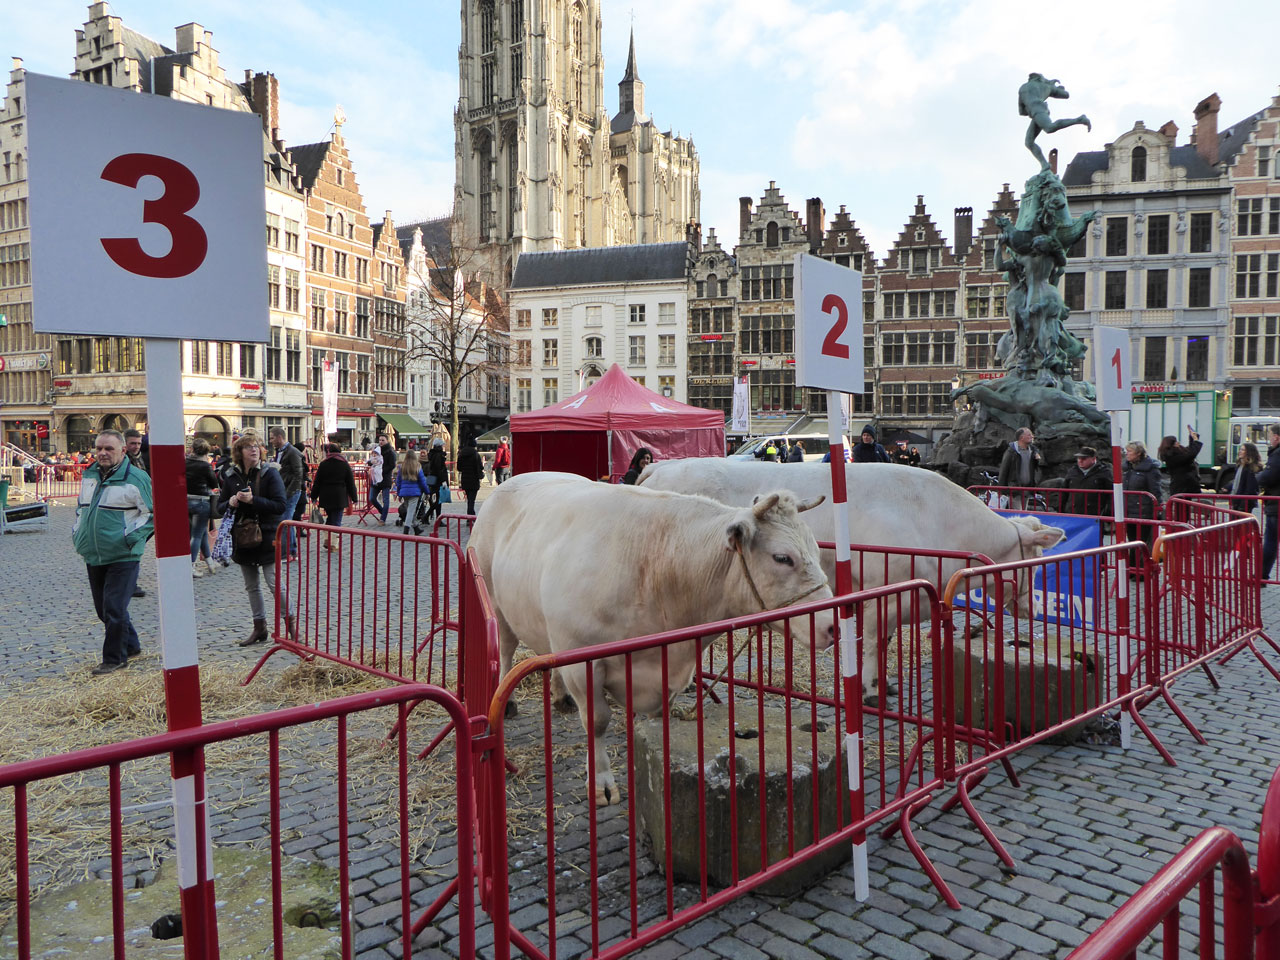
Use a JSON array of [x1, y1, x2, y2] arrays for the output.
[[1094, 324, 1134, 749], [26, 73, 269, 958], [793, 251, 868, 900]]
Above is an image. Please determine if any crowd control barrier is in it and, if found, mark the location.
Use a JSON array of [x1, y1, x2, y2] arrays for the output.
[[32, 462, 87, 500], [1067, 762, 1280, 960], [0, 684, 476, 960], [1167, 492, 1280, 588]]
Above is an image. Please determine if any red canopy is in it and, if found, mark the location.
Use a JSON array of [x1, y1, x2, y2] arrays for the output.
[[510, 364, 725, 479]]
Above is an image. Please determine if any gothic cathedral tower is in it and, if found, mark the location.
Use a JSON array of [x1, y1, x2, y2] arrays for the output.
[[455, 0, 699, 284]]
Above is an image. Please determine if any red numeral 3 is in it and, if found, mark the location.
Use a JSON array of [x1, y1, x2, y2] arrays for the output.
[[100, 153, 208, 278]]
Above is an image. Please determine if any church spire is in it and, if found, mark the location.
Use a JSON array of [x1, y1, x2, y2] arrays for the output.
[[622, 27, 640, 82], [615, 27, 645, 128]]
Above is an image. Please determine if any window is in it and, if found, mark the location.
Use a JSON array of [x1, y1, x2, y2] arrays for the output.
[[1067, 233, 1086, 259], [749, 369, 799, 412], [355, 297, 370, 339], [1269, 253, 1280, 298], [629, 304, 646, 324], [1105, 217, 1127, 257], [880, 382, 951, 416], [543, 338, 558, 366], [515, 340, 532, 365], [884, 293, 906, 319], [965, 286, 990, 318], [983, 238, 998, 271], [1236, 255, 1261, 298], [239, 343, 256, 379], [76, 338, 91, 373], [1186, 335, 1209, 381], [331, 294, 348, 335], [628, 335, 646, 365], [907, 292, 930, 318], [690, 307, 733, 335], [1147, 215, 1169, 255], [89, 337, 110, 373], [510, 45, 524, 97], [1131, 146, 1147, 182], [516, 378, 532, 412], [659, 375, 675, 397], [190, 340, 209, 375], [286, 330, 301, 382], [311, 289, 326, 330], [584, 336, 602, 358], [265, 212, 280, 248], [285, 269, 300, 313], [354, 354, 369, 395], [882, 332, 904, 365], [310, 244, 325, 272], [766, 222, 779, 247], [1234, 316, 1280, 367], [333, 251, 348, 279], [515, 309, 531, 329], [1188, 267, 1212, 308], [1189, 212, 1213, 252], [1144, 336, 1166, 380], [658, 334, 676, 365], [740, 265, 793, 301], [57, 340, 72, 375], [284, 219, 299, 253], [738, 314, 794, 354], [311, 350, 322, 391], [1262, 386, 1280, 409], [267, 265, 281, 308], [1146, 269, 1168, 308], [965, 331, 996, 369], [1261, 146, 1272, 178], [543, 377, 558, 406], [658, 302, 676, 324], [267, 328, 282, 381], [1104, 271, 1127, 309], [1064, 273, 1086, 311], [356, 258, 369, 284], [1238, 199, 1264, 237], [217, 341, 233, 376], [932, 291, 956, 317], [542, 308, 558, 327]]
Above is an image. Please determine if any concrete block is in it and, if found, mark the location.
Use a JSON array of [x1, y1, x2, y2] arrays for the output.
[[633, 703, 849, 896]]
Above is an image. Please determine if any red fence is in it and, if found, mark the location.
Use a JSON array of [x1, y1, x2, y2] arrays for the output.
[[0, 684, 476, 960], [1068, 762, 1280, 959], [31, 463, 87, 500]]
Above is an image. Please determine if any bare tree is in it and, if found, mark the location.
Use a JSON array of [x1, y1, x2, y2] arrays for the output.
[[402, 219, 509, 461]]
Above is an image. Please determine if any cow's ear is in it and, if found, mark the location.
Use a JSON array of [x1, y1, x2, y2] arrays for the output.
[[797, 495, 825, 513], [1026, 524, 1066, 549], [725, 519, 752, 552]]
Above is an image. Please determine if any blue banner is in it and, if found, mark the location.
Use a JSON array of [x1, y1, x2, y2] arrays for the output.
[[954, 513, 1102, 627]]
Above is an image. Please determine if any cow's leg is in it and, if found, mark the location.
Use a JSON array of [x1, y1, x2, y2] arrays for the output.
[[549, 668, 577, 713], [559, 661, 619, 806], [861, 603, 901, 706], [496, 613, 521, 719]]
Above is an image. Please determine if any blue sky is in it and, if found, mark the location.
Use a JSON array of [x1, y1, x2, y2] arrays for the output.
[[10, 1, 1280, 257]]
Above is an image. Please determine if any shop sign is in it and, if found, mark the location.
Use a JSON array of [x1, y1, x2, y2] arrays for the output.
[[0, 353, 49, 372]]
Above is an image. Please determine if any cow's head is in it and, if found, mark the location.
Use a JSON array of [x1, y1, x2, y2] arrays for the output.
[[997, 515, 1066, 617], [727, 491, 835, 649]]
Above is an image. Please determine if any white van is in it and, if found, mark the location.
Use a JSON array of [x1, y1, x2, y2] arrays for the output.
[[729, 433, 849, 462]]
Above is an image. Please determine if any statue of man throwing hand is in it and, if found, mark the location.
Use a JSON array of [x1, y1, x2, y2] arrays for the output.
[[1019, 73, 1091, 170]]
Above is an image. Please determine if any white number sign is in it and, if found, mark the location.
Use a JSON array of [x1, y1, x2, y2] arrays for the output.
[[24, 73, 269, 342], [793, 253, 864, 393], [1093, 325, 1132, 412]]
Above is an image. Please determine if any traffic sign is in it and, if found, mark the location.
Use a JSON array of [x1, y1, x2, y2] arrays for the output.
[[24, 73, 268, 342], [793, 252, 864, 394]]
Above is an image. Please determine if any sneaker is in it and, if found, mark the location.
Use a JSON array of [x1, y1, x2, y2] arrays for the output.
[[133, 588, 146, 598], [204, 558, 219, 575], [192, 561, 205, 578], [91, 660, 128, 676]]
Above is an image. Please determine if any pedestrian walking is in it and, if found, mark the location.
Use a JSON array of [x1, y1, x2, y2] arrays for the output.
[[376, 434, 397, 524], [186, 438, 219, 577], [786, 441, 805, 463], [493, 436, 512, 484], [72, 430, 153, 675], [366, 443, 383, 512], [394, 449, 429, 535], [310, 443, 359, 550], [1258, 425, 1280, 579], [217, 435, 289, 646], [425, 437, 449, 523], [268, 427, 305, 559], [456, 437, 484, 515]]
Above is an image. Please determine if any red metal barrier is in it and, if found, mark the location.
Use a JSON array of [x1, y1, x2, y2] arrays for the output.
[[1167, 493, 1280, 586], [1068, 762, 1280, 960], [433, 512, 477, 545], [0, 684, 476, 960], [33, 463, 87, 500], [967, 484, 1166, 547]]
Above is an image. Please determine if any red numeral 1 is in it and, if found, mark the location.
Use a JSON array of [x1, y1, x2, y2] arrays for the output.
[[1111, 347, 1122, 389], [100, 153, 208, 279]]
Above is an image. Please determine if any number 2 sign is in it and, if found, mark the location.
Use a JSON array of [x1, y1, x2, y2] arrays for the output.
[[1093, 325, 1132, 412], [794, 253, 865, 393], [24, 73, 268, 342]]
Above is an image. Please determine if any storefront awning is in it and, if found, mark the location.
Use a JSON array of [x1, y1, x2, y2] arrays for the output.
[[378, 412, 431, 436]]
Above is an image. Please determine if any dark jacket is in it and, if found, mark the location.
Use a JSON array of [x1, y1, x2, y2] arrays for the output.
[[1122, 456, 1163, 518], [786, 445, 805, 463], [998, 441, 1042, 488], [851, 442, 889, 464], [310, 455, 359, 514], [457, 444, 483, 493], [273, 441, 306, 498], [184, 455, 218, 498], [1230, 464, 1261, 514], [426, 447, 448, 486], [1163, 439, 1203, 496], [1258, 443, 1280, 517], [217, 463, 286, 567], [1063, 462, 1111, 516], [378, 442, 397, 488]]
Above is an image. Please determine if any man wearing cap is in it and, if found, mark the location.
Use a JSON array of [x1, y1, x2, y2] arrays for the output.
[[1063, 445, 1111, 516]]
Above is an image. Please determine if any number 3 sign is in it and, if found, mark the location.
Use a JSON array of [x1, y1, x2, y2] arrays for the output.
[[794, 253, 865, 394], [24, 73, 268, 342], [1093, 325, 1132, 412]]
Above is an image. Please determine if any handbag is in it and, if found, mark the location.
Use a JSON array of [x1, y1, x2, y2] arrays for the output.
[[439, 483, 453, 504], [231, 476, 263, 550], [209, 492, 224, 520], [211, 507, 235, 564]]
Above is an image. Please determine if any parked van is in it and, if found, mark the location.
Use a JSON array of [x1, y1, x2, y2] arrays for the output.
[[729, 433, 849, 463]]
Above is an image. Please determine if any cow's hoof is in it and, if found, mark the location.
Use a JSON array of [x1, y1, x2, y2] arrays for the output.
[[553, 694, 577, 714], [594, 780, 622, 806], [863, 694, 881, 708], [504, 700, 518, 720]]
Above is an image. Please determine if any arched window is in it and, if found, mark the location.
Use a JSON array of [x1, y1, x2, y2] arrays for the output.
[[476, 132, 494, 242], [336, 212, 345, 236], [766, 222, 779, 247], [480, 0, 496, 52], [1131, 145, 1147, 183], [571, 2, 583, 50], [706, 273, 718, 296]]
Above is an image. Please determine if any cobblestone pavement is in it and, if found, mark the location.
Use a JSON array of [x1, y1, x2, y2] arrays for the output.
[[2, 494, 1279, 959]]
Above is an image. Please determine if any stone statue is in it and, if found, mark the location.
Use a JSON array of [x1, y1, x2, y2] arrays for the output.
[[1018, 73, 1091, 171]]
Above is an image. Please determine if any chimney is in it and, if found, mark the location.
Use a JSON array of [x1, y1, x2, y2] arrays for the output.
[[175, 23, 202, 53], [249, 72, 281, 140], [1193, 93, 1221, 166], [1049, 148, 1058, 175], [739, 196, 753, 240], [953, 207, 973, 259], [805, 197, 825, 252], [1160, 120, 1179, 144]]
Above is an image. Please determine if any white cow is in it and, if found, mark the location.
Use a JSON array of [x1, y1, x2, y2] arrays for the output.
[[639, 459, 1065, 697], [469, 472, 834, 805]]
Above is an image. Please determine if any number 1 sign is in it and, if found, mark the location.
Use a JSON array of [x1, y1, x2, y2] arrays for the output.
[[794, 253, 865, 394], [24, 73, 268, 342], [1093, 325, 1132, 412]]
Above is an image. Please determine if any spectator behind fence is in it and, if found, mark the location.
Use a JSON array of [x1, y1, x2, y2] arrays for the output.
[[909, 446, 922, 466], [1063, 446, 1111, 516], [456, 438, 483, 514], [73, 429, 153, 675], [1231, 442, 1262, 518], [394, 449, 429, 535], [852, 426, 890, 464], [186, 438, 219, 578], [269, 427, 305, 558], [621, 447, 654, 485], [425, 437, 449, 524], [1158, 428, 1203, 496], [218, 435, 287, 647], [891, 440, 913, 466], [1123, 440, 1163, 558], [998, 427, 1042, 490], [787, 440, 805, 463], [123, 429, 146, 472], [493, 437, 512, 484], [376, 434, 397, 525], [1258, 425, 1280, 579], [311, 443, 359, 548]]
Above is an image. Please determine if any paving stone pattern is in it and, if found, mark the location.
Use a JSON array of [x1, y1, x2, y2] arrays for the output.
[[2, 495, 1279, 959]]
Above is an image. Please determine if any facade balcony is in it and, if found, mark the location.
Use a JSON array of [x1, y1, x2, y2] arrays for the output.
[[1098, 310, 1131, 326]]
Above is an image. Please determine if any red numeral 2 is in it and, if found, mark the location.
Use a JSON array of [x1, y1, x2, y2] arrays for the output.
[[821, 293, 849, 359], [100, 153, 208, 278]]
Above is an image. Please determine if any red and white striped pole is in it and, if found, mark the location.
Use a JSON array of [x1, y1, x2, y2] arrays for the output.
[[145, 337, 219, 958], [1108, 410, 1132, 750]]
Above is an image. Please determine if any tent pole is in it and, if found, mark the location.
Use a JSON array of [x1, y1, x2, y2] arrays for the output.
[[607, 429, 613, 480]]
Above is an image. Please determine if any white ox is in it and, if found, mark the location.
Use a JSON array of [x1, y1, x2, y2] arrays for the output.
[[639, 459, 1066, 697], [469, 472, 834, 806]]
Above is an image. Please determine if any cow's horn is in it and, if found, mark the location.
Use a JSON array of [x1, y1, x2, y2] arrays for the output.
[[797, 495, 825, 513], [752, 492, 781, 518]]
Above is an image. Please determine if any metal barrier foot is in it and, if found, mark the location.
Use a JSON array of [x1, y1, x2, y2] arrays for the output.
[[938, 768, 1017, 874], [240, 643, 292, 686], [1200, 662, 1221, 691], [1158, 683, 1208, 746], [1248, 634, 1280, 684], [410, 875, 460, 938], [895, 794, 961, 909], [1126, 699, 1178, 766]]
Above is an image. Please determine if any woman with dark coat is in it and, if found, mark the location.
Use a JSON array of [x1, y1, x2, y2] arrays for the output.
[[456, 438, 484, 515], [621, 447, 654, 485], [310, 444, 359, 530], [1123, 440, 1163, 553], [1158, 429, 1203, 497], [217, 435, 288, 646], [425, 437, 449, 522], [186, 438, 220, 577]]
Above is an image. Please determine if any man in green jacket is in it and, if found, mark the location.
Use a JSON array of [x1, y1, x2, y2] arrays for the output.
[[72, 429, 154, 675]]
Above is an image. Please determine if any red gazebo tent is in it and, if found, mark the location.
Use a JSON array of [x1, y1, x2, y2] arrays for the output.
[[510, 364, 725, 479]]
